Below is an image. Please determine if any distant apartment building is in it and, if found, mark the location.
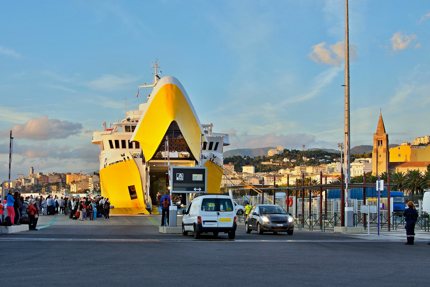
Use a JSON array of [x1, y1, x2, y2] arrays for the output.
[[48, 173, 63, 184], [267, 146, 283, 157], [350, 158, 372, 177], [242, 165, 255, 174], [223, 163, 235, 174], [412, 135, 430, 146], [89, 174, 100, 191], [66, 173, 88, 185], [70, 180, 89, 193]]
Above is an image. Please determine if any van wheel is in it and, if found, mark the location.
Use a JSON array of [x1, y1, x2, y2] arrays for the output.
[[246, 223, 252, 234], [257, 223, 263, 234], [213, 232, 219, 237], [193, 224, 200, 239], [287, 230, 294, 235], [182, 224, 188, 236], [228, 230, 235, 239]]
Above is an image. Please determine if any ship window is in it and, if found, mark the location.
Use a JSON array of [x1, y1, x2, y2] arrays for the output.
[[121, 140, 127, 149], [128, 185, 138, 200], [135, 142, 140, 149], [129, 141, 133, 149], [208, 142, 214, 150], [109, 140, 114, 149], [131, 126, 136, 132], [115, 140, 120, 149], [203, 142, 207, 150], [125, 126, 131, 132], [214, 142, 219, 151]]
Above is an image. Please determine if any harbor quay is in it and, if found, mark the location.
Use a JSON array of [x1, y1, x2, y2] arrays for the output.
[[1, 214, 430, 287]]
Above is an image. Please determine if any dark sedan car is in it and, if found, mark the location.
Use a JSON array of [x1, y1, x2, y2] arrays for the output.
[[245, 204, 294, 235]]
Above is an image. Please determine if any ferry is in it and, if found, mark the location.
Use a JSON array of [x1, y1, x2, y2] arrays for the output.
[[92, 64, 229, 214]]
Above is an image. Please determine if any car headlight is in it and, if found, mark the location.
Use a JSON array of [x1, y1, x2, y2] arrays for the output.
[[288, 216, 294, 223], [261, 215, 270, 223]]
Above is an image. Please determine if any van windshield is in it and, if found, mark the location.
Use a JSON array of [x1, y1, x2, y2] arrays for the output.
[[201, 198, 233, 212]]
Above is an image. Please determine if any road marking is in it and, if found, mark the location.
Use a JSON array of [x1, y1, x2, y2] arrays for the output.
[[0, 237, 408, 243]]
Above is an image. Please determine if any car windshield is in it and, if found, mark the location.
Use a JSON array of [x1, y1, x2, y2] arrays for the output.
[[260, 206, 286, 215], [201, 198, 234, 212]]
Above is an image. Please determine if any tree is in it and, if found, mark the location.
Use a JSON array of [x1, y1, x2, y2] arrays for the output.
[[391, 172, 407, 191], [404, 170, 426, 197]]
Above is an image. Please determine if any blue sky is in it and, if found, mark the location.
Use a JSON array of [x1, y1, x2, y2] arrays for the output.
[[1, 0, 429, 180]]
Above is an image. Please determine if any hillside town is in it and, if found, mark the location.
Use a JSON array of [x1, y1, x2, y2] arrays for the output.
[[222, 115, 430, 197], [0, 167, 100, 198]]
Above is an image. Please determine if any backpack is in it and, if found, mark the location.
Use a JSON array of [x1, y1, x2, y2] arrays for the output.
[[162, 198, 169, 209]]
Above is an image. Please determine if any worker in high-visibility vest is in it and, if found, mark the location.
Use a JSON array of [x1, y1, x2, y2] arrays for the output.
[[244, 201, 252, 219]]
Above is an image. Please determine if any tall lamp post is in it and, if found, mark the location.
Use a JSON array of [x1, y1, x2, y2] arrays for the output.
[[3, 130, 13, 202], [343, 0, 353, 227]]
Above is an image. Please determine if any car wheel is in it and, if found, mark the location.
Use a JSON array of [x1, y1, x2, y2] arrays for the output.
[[273, 231, 278, 235], [287, 230, 294, 235], [182, 223, 188, 236], [237, 209, 244, 216], [257, 223, 263, 235], [228, 230, 235, 239], [193, 224, 200, 239], [213, 232, 219, 237], [246, 224, 252, 233]]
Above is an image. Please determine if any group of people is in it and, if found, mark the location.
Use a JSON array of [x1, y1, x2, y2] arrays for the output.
[[0, 191, 40, 230], [67, 196, 111, 221], [0, 191, 111, 231]]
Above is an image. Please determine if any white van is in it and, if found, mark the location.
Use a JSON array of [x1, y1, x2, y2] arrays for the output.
[[182, 195, 237, 239], [423, 191, 430, 215]]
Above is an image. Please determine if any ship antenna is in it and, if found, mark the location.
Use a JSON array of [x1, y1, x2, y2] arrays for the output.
[[137, 61, 161, 92]]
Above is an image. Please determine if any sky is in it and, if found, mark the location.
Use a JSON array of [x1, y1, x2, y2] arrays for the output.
[[1, 0, 429, 180]]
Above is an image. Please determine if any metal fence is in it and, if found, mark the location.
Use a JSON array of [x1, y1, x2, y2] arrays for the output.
[[234, 194, 430, 232]]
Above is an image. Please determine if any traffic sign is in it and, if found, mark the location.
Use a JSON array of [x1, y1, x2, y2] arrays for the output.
[[170, 166, 207, 193], [376, 179, 384, 191]]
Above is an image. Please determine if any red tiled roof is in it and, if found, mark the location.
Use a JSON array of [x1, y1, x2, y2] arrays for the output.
[[395, 161, 430, 168]]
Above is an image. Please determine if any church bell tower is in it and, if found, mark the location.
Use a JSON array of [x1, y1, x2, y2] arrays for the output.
[[372, 112, 389, 176]]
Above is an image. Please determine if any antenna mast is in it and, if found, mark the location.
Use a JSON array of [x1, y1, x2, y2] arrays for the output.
[[138, 61, 161, 89]]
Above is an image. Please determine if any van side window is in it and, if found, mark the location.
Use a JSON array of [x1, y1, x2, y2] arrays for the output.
[[201, 198, 233, 212]]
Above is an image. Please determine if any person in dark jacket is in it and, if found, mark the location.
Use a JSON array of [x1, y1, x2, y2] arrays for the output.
[[403, 201, 418, 245], [160, 194, 170, 226]]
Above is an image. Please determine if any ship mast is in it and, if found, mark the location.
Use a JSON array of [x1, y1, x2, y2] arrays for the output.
[[138, 61, 161, 89]]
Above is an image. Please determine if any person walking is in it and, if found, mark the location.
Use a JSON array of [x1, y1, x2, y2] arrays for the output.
[[404, 201, 418, 245]]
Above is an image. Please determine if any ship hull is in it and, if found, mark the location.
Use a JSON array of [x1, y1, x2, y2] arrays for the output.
[[100, 159, 149, 215]]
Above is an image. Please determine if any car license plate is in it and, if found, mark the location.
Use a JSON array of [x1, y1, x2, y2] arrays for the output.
[[219, 218, 231, 222], [277, 224, 283, 227]]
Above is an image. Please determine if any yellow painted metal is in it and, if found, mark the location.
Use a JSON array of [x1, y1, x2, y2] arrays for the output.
[[204, 160, 223, 194], [132, 83, 202, 162], [100, 159, 149, 215]]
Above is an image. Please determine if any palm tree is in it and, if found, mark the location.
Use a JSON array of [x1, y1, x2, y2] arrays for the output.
[[391, 172, 407, 191], [404, 170, 426, 197]]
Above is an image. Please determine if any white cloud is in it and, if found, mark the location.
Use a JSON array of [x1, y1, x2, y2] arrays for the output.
[[282, 66, 341, 105], [10, 116, 82, 140], [0, 45, 22, 59], [419, 12, 430, 23], [88, 74, 138, 91], [0, 106, 33, 124], [227, 132, 316, 150], [310, 41, 357, 66], [391, 32, 418, 51]]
